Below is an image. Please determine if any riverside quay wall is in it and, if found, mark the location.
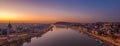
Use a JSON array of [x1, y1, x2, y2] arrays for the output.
[[55, 22, 120, 46], [0, 24, 53, 45]]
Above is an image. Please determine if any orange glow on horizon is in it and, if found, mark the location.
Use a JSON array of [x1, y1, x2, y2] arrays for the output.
[[0, 17, 59, 23], [0, 8, 59, 23], [0, 11, 58, 23]]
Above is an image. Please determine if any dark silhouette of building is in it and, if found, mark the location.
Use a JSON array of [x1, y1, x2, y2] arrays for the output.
[[8, 21, 12, 29]]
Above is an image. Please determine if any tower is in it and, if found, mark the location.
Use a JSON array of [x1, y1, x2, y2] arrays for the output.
[[8, 21, 12, 29], [7, 20, 12, 40]]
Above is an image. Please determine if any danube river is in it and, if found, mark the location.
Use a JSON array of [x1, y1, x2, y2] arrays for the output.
[[3, 26, 112, 46]]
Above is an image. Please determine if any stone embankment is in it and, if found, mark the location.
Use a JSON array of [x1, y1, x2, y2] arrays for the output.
[[0, 25, 53, 45]]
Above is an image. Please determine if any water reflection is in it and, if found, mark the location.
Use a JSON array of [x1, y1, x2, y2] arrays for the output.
[[2, 26, 112, 46]]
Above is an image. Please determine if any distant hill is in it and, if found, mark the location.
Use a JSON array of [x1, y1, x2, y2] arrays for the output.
[[55, 22, 71, 25]]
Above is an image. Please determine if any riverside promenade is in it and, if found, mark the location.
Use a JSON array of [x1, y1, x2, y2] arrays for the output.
[[71, 26, 120, 46], [0, 25, 53, 45]]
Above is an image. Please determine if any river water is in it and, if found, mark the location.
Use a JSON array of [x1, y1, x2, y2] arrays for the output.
[[3, 26, 112, 46]]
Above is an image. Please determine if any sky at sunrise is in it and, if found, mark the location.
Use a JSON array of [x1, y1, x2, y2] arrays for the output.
[[0, 0, 120, 23]]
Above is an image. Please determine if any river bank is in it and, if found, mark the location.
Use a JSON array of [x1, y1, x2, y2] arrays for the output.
[[0, 25, 53, 45], [71, 26, 120, 46]]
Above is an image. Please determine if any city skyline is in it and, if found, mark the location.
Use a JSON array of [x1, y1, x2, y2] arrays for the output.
[[0, 0, 120, 23]]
